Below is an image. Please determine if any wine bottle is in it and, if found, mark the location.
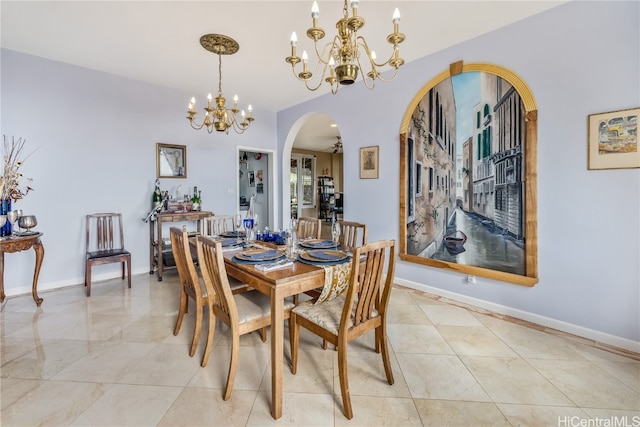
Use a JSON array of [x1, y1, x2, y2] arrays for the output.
[[152, 179, 162, 210], [191, 186, 200, 211]]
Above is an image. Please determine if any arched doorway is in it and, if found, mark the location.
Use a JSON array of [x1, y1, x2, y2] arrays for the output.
[[282, 113, 343, 230]]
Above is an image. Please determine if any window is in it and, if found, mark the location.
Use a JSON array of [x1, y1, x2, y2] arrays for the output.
[[291, 154, 316, 208]]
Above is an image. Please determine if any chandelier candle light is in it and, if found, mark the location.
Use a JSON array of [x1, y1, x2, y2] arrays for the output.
[[286, 0, 405, 94], [187, 34, 254, 134]]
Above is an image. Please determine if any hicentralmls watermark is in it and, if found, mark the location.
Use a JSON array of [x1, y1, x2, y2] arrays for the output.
[[558, 416, 640, 427]]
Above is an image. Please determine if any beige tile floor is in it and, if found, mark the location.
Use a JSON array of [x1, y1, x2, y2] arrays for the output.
[[2, 272, 639, 427]]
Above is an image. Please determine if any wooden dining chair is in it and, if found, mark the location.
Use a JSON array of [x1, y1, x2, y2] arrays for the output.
[[169, 227, 250, 365], [196, 235, 295, 399], [337, 220, 367, 252], [290, 239, 397, 419], [84, 213, 131, 297], [202, 215, 236, 236], [297, 216, 321, 239]]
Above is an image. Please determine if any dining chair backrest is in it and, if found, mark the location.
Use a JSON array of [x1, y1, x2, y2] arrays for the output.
[[170, 227, 203, 303], [86, 212, 126, 254], [337, 220, 367, 252], [297, 216, 321, 240], [202, 215, 236, 236], [346, 239, 396, 328], [196, 236, 236, 324]]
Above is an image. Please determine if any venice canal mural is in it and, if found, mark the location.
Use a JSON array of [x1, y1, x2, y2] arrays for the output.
[[405, 71, 526, 276]]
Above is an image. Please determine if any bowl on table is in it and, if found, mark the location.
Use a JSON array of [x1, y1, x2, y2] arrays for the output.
[[18, 215, 38, 232]]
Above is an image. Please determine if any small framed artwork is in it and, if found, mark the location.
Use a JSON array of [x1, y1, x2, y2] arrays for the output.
[[588, 107, 639, 170], [157, 143, 187, 178], [360, 145, 379, 179], [248, 171, 256, 187]]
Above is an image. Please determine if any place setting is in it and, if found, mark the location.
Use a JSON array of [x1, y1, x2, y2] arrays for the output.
[[232, 247, 293, 272], [297, 249, 351, 266], [298, 239, 339, 250]]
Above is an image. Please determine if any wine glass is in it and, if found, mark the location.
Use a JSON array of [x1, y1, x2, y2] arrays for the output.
[[0, 215, 6, 239], [7, 211, 19, 236], [252, 213, 259, 230], [235, 214, 242, 234], [14, 209, 23, 232], [331, 221, 341, 248]]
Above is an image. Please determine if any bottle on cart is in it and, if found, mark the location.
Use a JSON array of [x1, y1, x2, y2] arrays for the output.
[[152, 179, 162, 210], [191, 186, 200, 211]]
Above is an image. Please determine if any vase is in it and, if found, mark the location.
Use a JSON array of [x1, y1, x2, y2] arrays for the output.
[[1, 199, 11, 236]]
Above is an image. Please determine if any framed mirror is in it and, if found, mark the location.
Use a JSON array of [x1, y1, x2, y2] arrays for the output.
[[157, 143, 187, 178], [399, 61, 538, 286]]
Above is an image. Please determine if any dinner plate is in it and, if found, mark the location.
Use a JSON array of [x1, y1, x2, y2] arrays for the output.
[[300, 250, 348, 263], [236, 249, 283, 262], [299, 239, 338, 249], [220, 231, 245, 238]]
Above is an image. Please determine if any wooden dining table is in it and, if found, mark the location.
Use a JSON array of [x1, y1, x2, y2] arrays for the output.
[[222, 248, 325, 419]]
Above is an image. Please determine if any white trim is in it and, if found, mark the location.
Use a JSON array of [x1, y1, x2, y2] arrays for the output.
[[394, 277, 640, 354]]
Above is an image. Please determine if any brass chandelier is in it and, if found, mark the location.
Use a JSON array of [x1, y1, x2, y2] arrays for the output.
[[285, 0, 405, 94], [187, 34, 254, 134]]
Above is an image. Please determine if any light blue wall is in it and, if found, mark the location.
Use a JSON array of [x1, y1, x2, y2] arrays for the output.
[[2, 1, 638, 351], [1, 49, 277, 292], [277, 1, 640, 349]]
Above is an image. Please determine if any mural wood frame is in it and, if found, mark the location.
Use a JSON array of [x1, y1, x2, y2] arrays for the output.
[[399, 61, 539, 286]]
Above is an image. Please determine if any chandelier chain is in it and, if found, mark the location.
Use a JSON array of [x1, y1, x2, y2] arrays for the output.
[[218, 54, 223, 96]]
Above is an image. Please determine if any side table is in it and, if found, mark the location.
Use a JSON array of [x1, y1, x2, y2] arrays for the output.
[[0, 232, 45, 306]]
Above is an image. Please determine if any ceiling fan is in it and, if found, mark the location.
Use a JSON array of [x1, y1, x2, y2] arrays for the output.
[[330, 136, 343, 153]]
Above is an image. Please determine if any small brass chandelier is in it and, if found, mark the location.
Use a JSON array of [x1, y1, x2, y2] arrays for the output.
[[187, 34, 254, 134], [285, 0, 405, 94]]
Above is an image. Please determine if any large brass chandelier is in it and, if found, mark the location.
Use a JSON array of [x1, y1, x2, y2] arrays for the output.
[[285, 0, 405, 94], [187, 34, 254, 134]]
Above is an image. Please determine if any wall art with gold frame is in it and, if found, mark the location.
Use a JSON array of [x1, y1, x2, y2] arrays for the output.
[[156, 143, 187, 178], [587, 107, 639, 170], [399, 61, 539, 286]]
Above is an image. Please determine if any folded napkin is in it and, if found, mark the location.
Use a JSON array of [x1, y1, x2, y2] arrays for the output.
[[243, 249, 278, 260], [222, 245, 243, 253], [221, 238, 241, 247], [307, 240, 337, 247], [222, 231, 244, 237], [309, 250, 342, 261], [255, 261, 293, 272]]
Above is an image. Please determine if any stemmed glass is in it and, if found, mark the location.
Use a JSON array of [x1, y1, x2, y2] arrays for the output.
[[235, 214, 242, 235], [0, 215, 6, 239], [331, 221, 341, 248], [7, 211, 19, 236]]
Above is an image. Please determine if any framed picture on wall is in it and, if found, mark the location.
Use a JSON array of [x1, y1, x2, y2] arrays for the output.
[[248, 171, 255, 187], [156, 143, 187, 178], [588, 107, 639, 170], [360, 146, 379, 179]]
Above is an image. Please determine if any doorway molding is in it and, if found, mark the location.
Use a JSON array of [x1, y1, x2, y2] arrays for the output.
[[237, 145, 277, 229], [282, 112, 320, 228]]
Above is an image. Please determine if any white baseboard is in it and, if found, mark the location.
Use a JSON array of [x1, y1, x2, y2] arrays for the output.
[[3, 267, 152, 297], [395, 277, 640, 354]]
